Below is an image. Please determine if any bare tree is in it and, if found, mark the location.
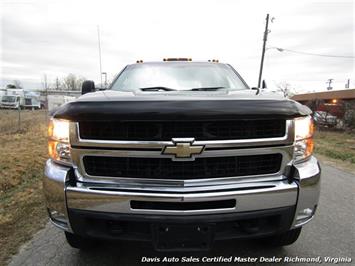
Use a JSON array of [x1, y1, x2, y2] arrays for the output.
[[75, 76, 86, 91], [276, 81, 294, 98], [55, 77, 61, 90], [61, 74, 76, 90], [61, 74, 86, 91], [344, 100, 355, 129], [307, 99, 323, 112], [8, 80, 23, 89]]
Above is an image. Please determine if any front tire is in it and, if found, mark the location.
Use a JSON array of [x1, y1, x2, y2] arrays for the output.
[[65, 232, 97, 250], [262, 227, 302, 246]]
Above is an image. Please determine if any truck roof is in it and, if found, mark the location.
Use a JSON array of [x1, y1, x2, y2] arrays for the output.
[[130, 61, 223, 66]]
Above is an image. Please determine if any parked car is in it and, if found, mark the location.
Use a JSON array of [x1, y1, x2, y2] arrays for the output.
[[44, 59, 320, 251], [313, 111, 337, 128]]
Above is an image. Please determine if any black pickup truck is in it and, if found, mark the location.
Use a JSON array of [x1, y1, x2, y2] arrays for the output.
[[44, 59, 320, 251]]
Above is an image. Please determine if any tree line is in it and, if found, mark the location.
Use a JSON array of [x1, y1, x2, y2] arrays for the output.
[[50, 74, 86, 91], [6, 74, 86, 91]]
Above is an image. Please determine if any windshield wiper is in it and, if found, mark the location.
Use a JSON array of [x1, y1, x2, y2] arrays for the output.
[[139, 86, 177, 91], [189, 86, 226, 91]]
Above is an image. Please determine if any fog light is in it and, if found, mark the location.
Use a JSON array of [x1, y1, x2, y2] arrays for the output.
[[295, 206, 317, 226], [294, 138, 314, 162], [56, 143, 71, 160]]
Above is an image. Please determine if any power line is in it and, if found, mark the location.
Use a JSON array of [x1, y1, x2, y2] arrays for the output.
[[273, 47, 355, 58]]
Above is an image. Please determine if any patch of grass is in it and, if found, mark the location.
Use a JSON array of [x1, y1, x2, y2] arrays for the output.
[[0, 110, 48, 265], [314, 130, 355, 165]]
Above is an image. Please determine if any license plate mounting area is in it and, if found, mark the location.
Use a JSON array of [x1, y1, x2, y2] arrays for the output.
[[152, 223, 214, 251]]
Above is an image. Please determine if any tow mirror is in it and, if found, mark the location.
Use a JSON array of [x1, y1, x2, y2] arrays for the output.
[[81, 80, 95, 95], [262, 80, 267, 89]]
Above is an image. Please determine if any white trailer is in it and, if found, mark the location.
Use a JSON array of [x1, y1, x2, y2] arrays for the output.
[[0, 86, 44, 109], [0, 88, 6, 97], [47, 95, 76, 112], [23, 91, 41, 109]]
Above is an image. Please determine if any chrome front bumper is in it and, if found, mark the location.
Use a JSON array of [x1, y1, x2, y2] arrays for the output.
[[43, 156, 320, 233]]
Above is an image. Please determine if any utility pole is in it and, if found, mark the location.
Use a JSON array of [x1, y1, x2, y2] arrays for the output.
[[326, 79, 333, 90], [44, 74, 48, 119], [345, 79, 350, 89], [17, 99, 21, 131], [97, 25, 103, 87], [56, 77, 60, 90], [257, 14, 270, 88], [102, 72, 107, 88]]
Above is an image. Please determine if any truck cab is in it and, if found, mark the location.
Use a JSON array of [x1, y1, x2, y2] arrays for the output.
[[44, 59, 320, 251], [1, 86, 25, 109], [1, 95, 21, 109]]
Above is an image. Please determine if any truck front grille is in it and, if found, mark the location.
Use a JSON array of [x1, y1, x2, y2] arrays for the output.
[[79, 119, 286, 141], [83, 154, 282, 179]]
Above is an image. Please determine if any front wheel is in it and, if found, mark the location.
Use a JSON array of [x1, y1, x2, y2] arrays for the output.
[[65, 232, 97, 250], [261, 227, 302, 246]]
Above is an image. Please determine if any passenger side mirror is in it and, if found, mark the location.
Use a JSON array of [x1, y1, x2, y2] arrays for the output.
[[81, 80, 95, 95], [262, 80, 267, 89]]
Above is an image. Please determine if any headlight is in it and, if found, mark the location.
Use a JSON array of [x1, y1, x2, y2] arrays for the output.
[[48, 118, 71, 164], [294, 116, 314, 163]]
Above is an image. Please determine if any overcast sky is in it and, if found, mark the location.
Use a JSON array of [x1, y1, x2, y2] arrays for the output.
[[0, 0, 354, 92]]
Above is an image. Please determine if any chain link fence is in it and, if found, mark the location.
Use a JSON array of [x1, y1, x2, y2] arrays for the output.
[[0, 108, 48, 134]]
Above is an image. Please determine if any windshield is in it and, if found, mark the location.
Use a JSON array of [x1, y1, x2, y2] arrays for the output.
[[2, 96, 16, 102], [110, 63, 249, 91]]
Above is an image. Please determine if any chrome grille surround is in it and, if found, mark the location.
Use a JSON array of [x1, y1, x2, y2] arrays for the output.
[[69, 120, 295, 191]]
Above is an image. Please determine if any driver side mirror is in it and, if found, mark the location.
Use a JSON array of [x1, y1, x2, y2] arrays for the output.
[[81, 80, 95, 95], [251, 87, 260, 95]]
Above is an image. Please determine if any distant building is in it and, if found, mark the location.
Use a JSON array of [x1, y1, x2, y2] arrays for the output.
[[291, 89, 355, 118], [38, 89, 81, 98], [292, 89, 355, 102], [38, 89, 81, 109], [47, 95, 76, 112]]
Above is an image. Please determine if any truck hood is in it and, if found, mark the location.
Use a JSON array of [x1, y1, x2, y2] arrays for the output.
[[53, 90, 311, 121]]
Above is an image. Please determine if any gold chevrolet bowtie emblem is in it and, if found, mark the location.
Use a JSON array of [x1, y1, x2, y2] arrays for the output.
[[162, 138, 205, 160]]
